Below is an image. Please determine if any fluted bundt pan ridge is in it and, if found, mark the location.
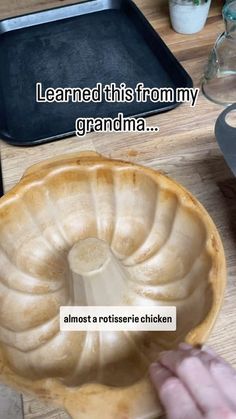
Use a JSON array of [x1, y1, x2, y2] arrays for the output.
[[0, 152, 226, 418]]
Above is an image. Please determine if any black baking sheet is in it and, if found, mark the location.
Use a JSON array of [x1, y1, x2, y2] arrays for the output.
[[0, 0, 192, 146]]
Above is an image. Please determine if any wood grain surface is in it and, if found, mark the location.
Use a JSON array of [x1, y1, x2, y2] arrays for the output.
[[1, 0, 234, 418]]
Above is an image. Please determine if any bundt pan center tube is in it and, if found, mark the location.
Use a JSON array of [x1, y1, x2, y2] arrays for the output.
[[68, 238, 130, 306], [0, 152, 226, 418]]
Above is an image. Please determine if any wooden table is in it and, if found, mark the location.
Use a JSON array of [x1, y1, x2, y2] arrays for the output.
[[1, 0, 235, 417]]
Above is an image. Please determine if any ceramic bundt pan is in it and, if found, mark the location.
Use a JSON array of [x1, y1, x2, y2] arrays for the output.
[[0, 152, 226, 419]]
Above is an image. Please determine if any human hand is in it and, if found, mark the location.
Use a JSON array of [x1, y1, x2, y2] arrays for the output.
[[149, 343, 236, 419]]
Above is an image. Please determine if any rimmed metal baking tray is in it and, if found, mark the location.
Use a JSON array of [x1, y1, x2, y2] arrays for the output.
[[0, 0, 193, 146]]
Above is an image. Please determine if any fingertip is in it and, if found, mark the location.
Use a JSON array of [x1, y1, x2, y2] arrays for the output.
[[149, 361, 161, 373], [149, 361, 167, 378], [178, 342, 193, 350], [202, 345, 217, 356], [158, 349, 175, 366], [159, 349, 171, 359], [149, 361, 173, 391]]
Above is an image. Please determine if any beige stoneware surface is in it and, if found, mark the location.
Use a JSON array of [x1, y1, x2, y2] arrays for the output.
[[0, 152, 226, 418]]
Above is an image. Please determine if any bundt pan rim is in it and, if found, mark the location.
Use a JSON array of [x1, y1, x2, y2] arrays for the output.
[[0, 151, 226, 419]]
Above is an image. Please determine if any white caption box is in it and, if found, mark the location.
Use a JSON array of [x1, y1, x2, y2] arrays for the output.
[[60, 306, 176, 332]]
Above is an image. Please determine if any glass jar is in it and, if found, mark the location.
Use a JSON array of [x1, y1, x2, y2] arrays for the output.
[[202, 0, 236, 105]]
